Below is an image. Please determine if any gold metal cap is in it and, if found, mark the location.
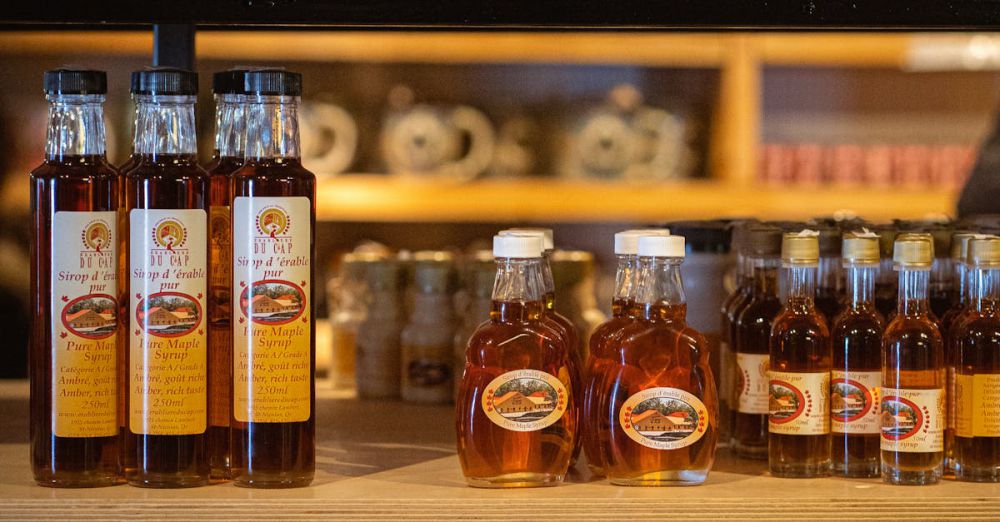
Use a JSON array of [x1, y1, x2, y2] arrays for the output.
[[969, 236, 1000, 268], [893, 233, 934, 269], [781, 230, 820, 266], [842, 231, 880, 265], [950, 232, 978, 262]]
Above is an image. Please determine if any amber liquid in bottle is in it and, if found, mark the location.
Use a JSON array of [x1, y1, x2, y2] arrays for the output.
[[230, 88, 316, 488], [882, 267, 944, 485], [541, 253, 583, 465], [720, 248, 752, 444], [953, 251, 1000, 482], [769, 261, 832, 478], [123, 92, 210, 488], [732, 259, 780, 459], [831, 263, 883, 477], [457, 255, 575, 488], [941, 256, 969, 476], [601, 255, 718, 486], [30, 90, 120, 487]]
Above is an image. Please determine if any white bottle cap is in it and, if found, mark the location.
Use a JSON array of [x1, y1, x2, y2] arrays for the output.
[[637, 235, 685, 258], [500, 228, 554, 251], [614, 228, 671, 255], [493, 234, 543, 258]]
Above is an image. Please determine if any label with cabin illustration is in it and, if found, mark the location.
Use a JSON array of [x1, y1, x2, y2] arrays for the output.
[[233, 197, 311, 424], [482, 369, 568, 432], [880, 387, 944, 453], [830, 370, 881, 434], [619, 388, 709, 450], [768, 371, 830, 435], [129, 209, 208, 436], [736, 353, 769, 414], [955, 373, 1000, 438], [51, 211, 118, 438]]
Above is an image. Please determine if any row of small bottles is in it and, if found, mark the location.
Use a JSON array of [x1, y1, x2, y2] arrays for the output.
[[30, 68, 316, 488], [724, 222, 1000, 484], [457, 228, 719, 487]]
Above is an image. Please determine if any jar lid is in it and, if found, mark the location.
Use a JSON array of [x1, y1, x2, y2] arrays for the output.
[[413, 251, 457, 293], [893, 233, 934, 269], [244, 69, 302, 97], [613, 228, 670, 255], [44, 68, 107, 95], [638, 235, 685, 258], [969, 236, 1000, 268], [366, 258, 405, 291], [782, 231, 820, 266], [130, 67, 198, 96], [745, 225, 783, 257], [500, 228, 554, 251], [493, 235, 542, 258], [212, 68, 250, 95]]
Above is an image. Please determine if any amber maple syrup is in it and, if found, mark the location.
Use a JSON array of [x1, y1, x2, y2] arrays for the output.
[[599, 234, 718, 486], [719, 222, 754, 445], [831, 232, 883, 477], [457, 234, 576, 487], [30, 69, 120, 487], [941, 232, 978, 476], [881, 233, 945, 485], [953, 236, 1000, 482]]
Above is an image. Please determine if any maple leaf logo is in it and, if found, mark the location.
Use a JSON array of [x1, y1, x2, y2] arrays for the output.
[[59, 331, 67, 339], [61, 295, 69, 303]]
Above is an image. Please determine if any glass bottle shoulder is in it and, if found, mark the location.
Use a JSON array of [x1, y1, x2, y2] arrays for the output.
[[772, 306, 830, 338], [233, 159, 316, 181], [735, 294, 781, 330], [125, 155, 208, 180], [832, 307, 884, 341], [30, 156, 118, 182], [954, 311, 1000, 349], [465, 316, 569, 367], [611, 318, 708, 363]]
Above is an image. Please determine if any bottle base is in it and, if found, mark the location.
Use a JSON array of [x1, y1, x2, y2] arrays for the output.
[[833, 462, 880, 478], [881, 464, 941, 485], [608, 470, 708, 487], [955, 467, 1000, 483], [34, 471, 119, 488], [464, 472, 563, 488], [770, 462, 831, 478], [587, 465, 607, 478], [127, 473, 209, 489], [233, 472, 314, 489], [731, 441, 768, 460]]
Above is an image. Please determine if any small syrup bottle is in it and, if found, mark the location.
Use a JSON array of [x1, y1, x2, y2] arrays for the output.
[[204, 69, 247, 481], [30, 69, 120, 487], [768, 231, 832, 478], [456, 235, 575, 488], [881, 233, 945, 485], [582, 229, 668, 476], [124, 68, 209, 488], [231, 70, 316, 488], [953, 236, 1000, 482], [732, 225, 783, 459], [831, 232, 884, 477], [941, 232, 978, 475], [600, 234, 718, 486], [356, 258, 405, 399], [719, 222, 754, 446]]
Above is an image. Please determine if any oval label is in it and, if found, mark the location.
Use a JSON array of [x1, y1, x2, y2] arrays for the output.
[[768, 380, 806, 424], [482, 369, 568, 432], [881, 395, 924, 441], [61, 293, 117, 340], [135, 291, 203, 338], [831, 377, 874, 423], [239, 279, 307, 326], [620, 387, 708, 450]]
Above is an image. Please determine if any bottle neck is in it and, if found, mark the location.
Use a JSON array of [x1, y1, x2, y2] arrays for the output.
[[897, 267, 931, 317], [45, 94, 107, 160], [818, 256, 841, 293], [491, 257, 546, 322], [214, 93, 245, 158], [635, 256, 686, 321], [973, 266, 1000, 313], [751, 256, 780, 297], [956, 262, 968, 306], [133, 94, 198, 158], [540, 250, 557, 311], [244, 94, 301, 161], [611, 253, 638, 317], [845, 264, 877, 310], [781, 264, 817, 310], [930, 257, 953, 296]]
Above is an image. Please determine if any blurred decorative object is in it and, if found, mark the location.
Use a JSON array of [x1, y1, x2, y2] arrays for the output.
[[326, 252, 381, 390], [380, 85, 496, 182], [559, 84, 692, 182], [549, 250, 605, 360], [488, 113, 540, 178], [401, 251, 459, 403], [299, 100, 358, 176], [356, 258, 406, 399]]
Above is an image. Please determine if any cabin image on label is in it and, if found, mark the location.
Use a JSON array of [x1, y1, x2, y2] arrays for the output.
[[251, 294, 301, 315], [831, 393, 864, 414], [142, 307, 196, 329], [770, 396, 797, 413], [882, 411, 916, 430], [65, 309, 115, 330], [632, 409, 695, 434], [494, 391, 554, 416]]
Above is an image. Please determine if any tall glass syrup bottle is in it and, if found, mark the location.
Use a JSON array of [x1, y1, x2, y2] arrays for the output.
[[204, 69, 247, 480], [457, 235, 575, 488], [231, 70, 316, 488], [831, 232, 883, 477], [953, 236, 1000, 482], [719, 222, 753, 446], [941, 231, 978, 475], [600, 235, 718, 486], [732, 225, 783, 458], [768, 231, 831, 478], [30, 69, 119, 487], [881, 233, 945, 485], [123, 68, 209, 488], [582, 229, 668, 476]]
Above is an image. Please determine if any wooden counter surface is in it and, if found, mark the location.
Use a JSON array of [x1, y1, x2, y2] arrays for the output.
[[1, 381, 999, 520]]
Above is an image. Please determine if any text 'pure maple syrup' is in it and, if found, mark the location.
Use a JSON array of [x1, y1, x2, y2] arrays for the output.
[[953, 236, 1000, 482], [230, 70, 316, 488], [30, 69, 120, 487], [583, 229, 669, 476], [456, 234, 576, 488], [599, 234, 718, 486], [881, 233, 945, 485], [831, 232, 883, 478], [768, 231, 832, 478]]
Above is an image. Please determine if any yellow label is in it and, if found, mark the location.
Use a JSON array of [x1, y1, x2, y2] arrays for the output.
[[831, 370, 881, 434], [768, 370, 830, 435], [482, 369, 568, 432], [51, 211, 118, 438], [620, 387, 709, 450], [208, 325, 230, 427], [233, 197, 312, 424], [946, 366, 956, 430], [955, 373, 1000, 438], [129, 209, 208, 436], [736, 353, 769, 414], [208, 205, 231, 323], [880, 387, 944, 453]]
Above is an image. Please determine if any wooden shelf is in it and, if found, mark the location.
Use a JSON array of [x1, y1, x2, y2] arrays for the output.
[[316, 176, 957, 223], [1, 381, 998, 518]]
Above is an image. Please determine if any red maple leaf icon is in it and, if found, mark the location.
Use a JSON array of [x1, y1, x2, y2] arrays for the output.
[[197, 293, 203, 300], [302, 316, 308, 323], [300, 281, 306, 287], [59, 331, 67, 339], [61, 295, 69, 302], [239, 281, 246, 287], [135, 293, 142, 299], [134, 329, 140, 336], [238, 317, 245, 324], [198, 329, 204, 335]]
